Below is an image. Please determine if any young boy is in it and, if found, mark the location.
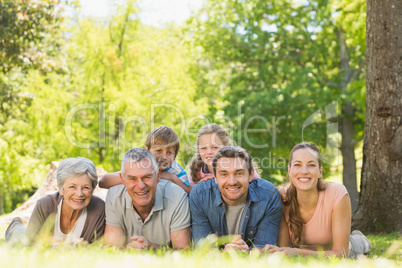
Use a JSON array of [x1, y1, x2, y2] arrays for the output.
[[99, 126, 190, 194]]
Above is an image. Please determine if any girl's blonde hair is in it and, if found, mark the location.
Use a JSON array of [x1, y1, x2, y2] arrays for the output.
[[188, 124, 231, 183]]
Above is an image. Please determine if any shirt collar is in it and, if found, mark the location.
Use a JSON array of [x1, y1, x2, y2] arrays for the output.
[[212, 179, 262, 206]]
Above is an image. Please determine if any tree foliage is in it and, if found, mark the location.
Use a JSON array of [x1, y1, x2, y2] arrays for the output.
[[185, 0, 366, 183]]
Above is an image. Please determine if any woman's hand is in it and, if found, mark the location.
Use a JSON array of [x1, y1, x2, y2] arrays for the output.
[[265, 246, 299, 256], [263, 244, 278, 251]]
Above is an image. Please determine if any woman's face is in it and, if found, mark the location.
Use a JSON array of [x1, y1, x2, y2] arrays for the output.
[[198, 133, 225, 168], [59, 174, 93, 212], [288, 148, 322, 192]]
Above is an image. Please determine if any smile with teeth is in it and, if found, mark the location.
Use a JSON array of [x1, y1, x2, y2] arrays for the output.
[[226, 187, 240, 191], [136, 191, 149, 196], [72, 199, 84, 203], [298, 178, 311, 182]]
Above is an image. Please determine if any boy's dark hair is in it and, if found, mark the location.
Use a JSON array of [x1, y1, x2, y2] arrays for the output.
[[144, 126, 180, 156], [212, 146, 253, 175]]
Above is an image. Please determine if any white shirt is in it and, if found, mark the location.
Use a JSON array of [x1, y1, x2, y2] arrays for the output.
[[53, 199, 87, 245]]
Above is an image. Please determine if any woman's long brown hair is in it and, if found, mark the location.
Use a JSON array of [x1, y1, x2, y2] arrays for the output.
[[281, 142, 327, 247]]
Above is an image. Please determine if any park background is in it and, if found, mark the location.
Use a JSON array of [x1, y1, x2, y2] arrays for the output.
[[0, 0, 400, 266]]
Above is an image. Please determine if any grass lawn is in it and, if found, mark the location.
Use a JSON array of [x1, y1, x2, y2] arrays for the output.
[[0, 229, 400, 268]]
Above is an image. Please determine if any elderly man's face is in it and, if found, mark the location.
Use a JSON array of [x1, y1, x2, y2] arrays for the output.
[[121, 159, 159, 213], [214, 157, 253, 206]]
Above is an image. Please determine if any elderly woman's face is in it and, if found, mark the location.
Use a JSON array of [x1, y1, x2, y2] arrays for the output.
[[60, 174, 93, 212]]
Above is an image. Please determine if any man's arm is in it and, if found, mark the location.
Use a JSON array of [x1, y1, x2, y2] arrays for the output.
[[170, 227, 191, 249], [189, 186, 214, 245], [104, 224, 125, 248], [252, 188, 283, 249]]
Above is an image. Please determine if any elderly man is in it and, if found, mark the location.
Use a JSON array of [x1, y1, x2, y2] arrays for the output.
[[190, 146, 282, 251], [104, 148, 191, 249]]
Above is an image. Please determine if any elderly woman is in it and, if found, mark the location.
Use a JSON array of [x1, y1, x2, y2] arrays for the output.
[[5, 157, 105, 245]]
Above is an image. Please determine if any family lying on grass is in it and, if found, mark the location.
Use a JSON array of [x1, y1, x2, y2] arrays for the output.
[[5, 124, 372, 258]]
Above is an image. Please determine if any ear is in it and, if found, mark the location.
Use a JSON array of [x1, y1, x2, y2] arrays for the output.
[[144, 146, 148, 150], [57, 184, 63, 196], [319, 166, 323, 179], [156, 170, 161, 183], [248, 169, 254, 182], [288, 165, 291, 175], [119, 172, 126, 187]]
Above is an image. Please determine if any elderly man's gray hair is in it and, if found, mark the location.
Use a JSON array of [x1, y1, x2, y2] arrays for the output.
[[121, 147, 159, 177], [57, 157, 98, 193]]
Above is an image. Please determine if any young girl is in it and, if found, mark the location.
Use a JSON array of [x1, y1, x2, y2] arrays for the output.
[[188, 124, 258, 185], [264, 143, 371, 258]]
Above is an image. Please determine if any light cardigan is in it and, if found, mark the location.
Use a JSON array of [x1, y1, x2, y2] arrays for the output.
[[26, 192, 105, 243]]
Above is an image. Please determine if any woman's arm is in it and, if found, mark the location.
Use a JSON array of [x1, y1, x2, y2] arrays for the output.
[[277, 215, 290, 247], [266, 194, 351, 257], [98, 172, 122, 189], [329, 194, 351, 257]]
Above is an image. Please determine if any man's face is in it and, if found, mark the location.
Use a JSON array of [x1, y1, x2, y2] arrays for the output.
[[120, 159, 159, 213], [146, 145, 176, 170], [214, 157, 253, 206]]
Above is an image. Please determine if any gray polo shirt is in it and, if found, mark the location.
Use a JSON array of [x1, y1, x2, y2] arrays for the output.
[[105, 180, 190, 246]]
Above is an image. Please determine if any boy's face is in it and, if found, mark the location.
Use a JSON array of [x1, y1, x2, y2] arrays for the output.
[[145, 145, 176, 170]]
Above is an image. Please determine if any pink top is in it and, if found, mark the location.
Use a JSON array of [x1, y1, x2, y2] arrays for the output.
[[283, 183, 348, 250], [188, 164, 258, 186]]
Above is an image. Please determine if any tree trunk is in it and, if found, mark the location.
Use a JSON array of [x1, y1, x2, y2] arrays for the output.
[[0, 189, 4, 215], [340, 101, 358, 212], [336, 28, 359, 212], [352, 0, 402, 232]]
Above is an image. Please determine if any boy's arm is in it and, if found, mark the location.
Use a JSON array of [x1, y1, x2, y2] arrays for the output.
[[99, 172, 122, 189], [161, 171, 191, 194]]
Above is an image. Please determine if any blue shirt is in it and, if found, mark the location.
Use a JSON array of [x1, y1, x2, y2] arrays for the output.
[[189, 178, 282, 248], [165, 160, 189, 186]]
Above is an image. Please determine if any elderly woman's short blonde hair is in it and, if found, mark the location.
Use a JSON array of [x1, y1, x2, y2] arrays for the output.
[[56, 157, 98, 193]]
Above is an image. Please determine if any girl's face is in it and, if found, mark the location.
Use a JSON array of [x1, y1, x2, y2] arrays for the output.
[[288, 148, 322, 192], [198, 133, 225, 168]]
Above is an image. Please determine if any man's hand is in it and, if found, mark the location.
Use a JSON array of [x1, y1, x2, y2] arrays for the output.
[[127, 235, 152, 250], [224, 235, 249, 252]]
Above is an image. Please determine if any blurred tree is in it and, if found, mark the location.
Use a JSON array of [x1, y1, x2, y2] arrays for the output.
[[186, 0, 366, 207], [62, 0, 206, 171], [0, 0, 65, 214]]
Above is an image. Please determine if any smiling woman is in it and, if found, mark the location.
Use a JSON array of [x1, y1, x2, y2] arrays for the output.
[[5, 157, 105, 246], [264, 143, 372, 258]]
